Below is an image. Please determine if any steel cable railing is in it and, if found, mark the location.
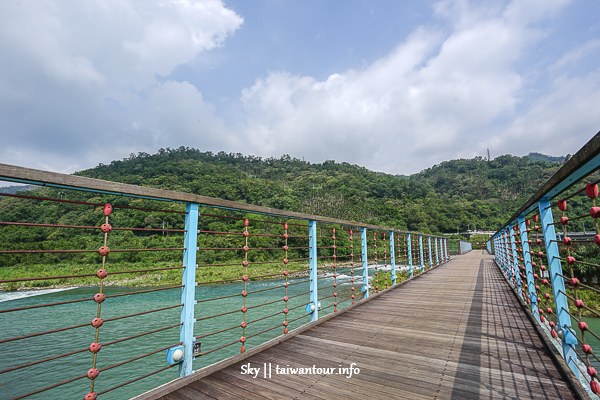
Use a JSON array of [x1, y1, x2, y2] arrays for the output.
[[490, 129, 600, 394], [0, 163, 452, 400]]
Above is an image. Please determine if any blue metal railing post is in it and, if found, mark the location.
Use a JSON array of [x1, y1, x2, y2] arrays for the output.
[[419, 235, 424, 271], [538, 199, 579, 379], [407, 233, 413, 278], [501, 231, 508, 276], [518, 216, 539, 322], [389, 231, 396, 285], [510, 225, 521, 293], [428, 236, 432, 269], [435, 237, 439, 265], [444, 238, 448, 261], [361, 227, 369, 298], [179, 203, 198, 378], [309, 220, 319, 321]]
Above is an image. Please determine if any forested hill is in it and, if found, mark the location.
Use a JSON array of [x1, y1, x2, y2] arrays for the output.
[[73, 147, 563, 234]]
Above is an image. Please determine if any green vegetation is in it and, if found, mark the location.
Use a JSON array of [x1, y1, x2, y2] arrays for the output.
[[0, 147, 576, 290]]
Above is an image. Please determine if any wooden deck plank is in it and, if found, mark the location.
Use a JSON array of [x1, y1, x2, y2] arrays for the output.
[[150, 252, 581, 400]]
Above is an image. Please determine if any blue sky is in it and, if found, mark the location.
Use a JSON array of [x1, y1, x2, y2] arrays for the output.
[[1, 0, 599, 176]]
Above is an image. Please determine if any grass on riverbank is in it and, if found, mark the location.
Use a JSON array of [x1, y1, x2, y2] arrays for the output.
[[0, 261, 311, 290]]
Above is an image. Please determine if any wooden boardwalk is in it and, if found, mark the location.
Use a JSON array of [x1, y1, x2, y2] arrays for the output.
[[148, 252, 582, 399]]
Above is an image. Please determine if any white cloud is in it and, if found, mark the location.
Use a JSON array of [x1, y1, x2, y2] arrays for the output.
[[1, 0, 599, 178], [236, 0, 599, 173], [0, 0, 242, 172]]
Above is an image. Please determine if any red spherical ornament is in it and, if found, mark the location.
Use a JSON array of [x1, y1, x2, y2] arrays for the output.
[[98, 246, 110, 256], [94, 293, 106, 304], [244, 219, 249, 227], [590, 207, 600, 219], [579, 321, 589, 331], [283, 233, 289, 239], [89, 342, 102, 353], [241, 321, 247, 328], [100, 223, 112, 233], [575, 299, 585, 308], [241, 290, 248, 297], [243, 231, 249, 238], [567, 256, 576, 265], [283, 258, 288, 265], [587, 183, 599, 198], [588, 366, 597, 377], [92, 318, 104, 328], [243, 245, 250, 252], [560, 216, 569, 225], [240, 336, 246, 343], [283, 245, 289, 251], [591, 380, 600, 394], [103, 204, 112, 216], [242, 260, 249, 267], [242, 274, 249, 282], [558, 199, 567, 211], [284, 327, 288, 334], [96, 269, 108, 279], [595, 235, 600, 247], [570, 277, 580, 287], [87, 368, 99, 380], [583, 344, 593, 354], [283, 308, 288, 314], [85, 392, 98, 400], [551, 330, 558, 339], [283, 296, 289, 302], [241, 306, 247, 313], [284, 223, 288, 230], [283, 320, 288, 326]]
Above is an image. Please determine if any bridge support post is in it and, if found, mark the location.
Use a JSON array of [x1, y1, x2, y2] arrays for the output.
[[419, 235, 424, 272], [509, 225, 521, 294], [428, 236, 432, 269], [179, 203, 198, 378], [361, 227, 369, 298], [538, 199, 579, 379], [309, 220, 319, 321], [518, 216, 539, 322], [407, 233, 413, 278], [435, 237, 439, 265], [389, 231, 396, 285]]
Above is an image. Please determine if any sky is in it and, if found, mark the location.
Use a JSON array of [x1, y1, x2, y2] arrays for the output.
[[1, 0, 599, 176]]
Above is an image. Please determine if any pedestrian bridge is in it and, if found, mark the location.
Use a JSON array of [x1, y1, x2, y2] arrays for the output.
[[2, 130, 600, 399], [142, 251, 580, 400]]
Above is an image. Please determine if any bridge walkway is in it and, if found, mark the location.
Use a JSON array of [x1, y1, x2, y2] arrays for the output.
[[147, 252, 579, 399]]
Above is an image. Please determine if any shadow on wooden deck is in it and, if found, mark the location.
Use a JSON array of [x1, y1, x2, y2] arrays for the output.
[[136, 251, 583, 400]]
